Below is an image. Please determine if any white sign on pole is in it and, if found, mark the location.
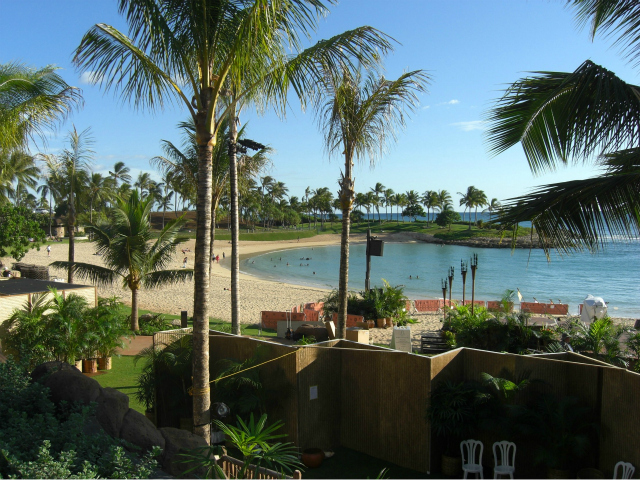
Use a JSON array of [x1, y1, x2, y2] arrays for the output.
[[390, 326, 412, 353]]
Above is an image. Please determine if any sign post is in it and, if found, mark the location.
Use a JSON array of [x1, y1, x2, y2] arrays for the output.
[[365, 229, 384, 291]]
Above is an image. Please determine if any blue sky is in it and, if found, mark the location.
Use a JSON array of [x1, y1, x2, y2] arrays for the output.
[[1, 0, 636, 205]]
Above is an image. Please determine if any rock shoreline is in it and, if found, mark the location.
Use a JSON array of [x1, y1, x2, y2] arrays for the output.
[[380, 231, 544, 249]]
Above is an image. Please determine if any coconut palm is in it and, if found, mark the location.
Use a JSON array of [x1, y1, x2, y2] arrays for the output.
[[0, 62, 81, 152], [109, 161, 132, 187], [157, 189, 174, 229], [0, 150, 39, 203], [52, 191, 192, 331], [486, 0, 640, 253], [484, 198, 502, 221], [397, 193, 408, 223], [458, 186, 476, 229], [370, 182, 385, 222], [74, 0, 391, 442], [472, 188, 488, 225], [316, 67, 428, 338], [435, 189, 453, 212], [383, 188, 394, 222], [87, 172, 113, 224]]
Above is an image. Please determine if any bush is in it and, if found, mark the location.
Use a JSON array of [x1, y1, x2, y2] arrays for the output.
[[0, 359, 160, 478], [321, 280, 408, 322], [137, 313, 173, 336]]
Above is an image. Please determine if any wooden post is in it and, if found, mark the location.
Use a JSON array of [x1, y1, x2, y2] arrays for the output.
[[181, 310, 188, 328], [365, 229, 371, 292]]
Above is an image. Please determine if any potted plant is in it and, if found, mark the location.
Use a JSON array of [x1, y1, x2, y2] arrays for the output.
[[426, 380, 487, 477], [135, 368, 157, 425], [91, 299, 129, 370]]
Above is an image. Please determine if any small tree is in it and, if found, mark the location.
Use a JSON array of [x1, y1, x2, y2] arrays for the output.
[[435, 205, 460, 231], [0, 205, 46, 261]]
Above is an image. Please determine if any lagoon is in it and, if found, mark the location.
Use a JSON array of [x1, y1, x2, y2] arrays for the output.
[[242, 240, 640, 318]]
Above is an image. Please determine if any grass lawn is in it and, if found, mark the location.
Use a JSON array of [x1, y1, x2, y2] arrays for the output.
[[301, 447, 432, 479], [93, 355, 145, 414]]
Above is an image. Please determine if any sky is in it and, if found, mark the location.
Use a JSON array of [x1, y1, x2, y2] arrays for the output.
[[1, 0, 637, 205]]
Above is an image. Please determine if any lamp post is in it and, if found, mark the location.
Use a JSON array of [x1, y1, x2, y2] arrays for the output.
[[461, 260, 468, 305], [470, 253, 478, 314], [441, 278, 448, 323], [447, 266, 454, 307]]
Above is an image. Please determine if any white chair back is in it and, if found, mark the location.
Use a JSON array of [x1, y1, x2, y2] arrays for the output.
[[461, 439, 484, 466], [493, 441, 516, 469], [614, 461, 635, 479]]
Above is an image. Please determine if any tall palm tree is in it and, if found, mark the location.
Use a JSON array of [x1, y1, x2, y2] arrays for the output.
[[422, 190, 438, 224], [157, 189, 174, 229], [397, 193, 408, 223], [484, 198, 502, 221], [458, 186, 476, 227], [370, 182, 385, 222], [435, 189, 452, 212], [472, 188, 488, 225], [134, 172, 152, 198], [109, 161, 132, 187], [316, 67, 428, 338], [383, 187, 394, 222], [0, 62, 81, 152], [87, 172, 112, 224], [74, 0, 390, 443], [486, 0, 640, 253], [52, 191, 192, 331], [57, 127, 93, 283]]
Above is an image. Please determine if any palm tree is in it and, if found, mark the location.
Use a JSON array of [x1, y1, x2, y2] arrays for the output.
[[87, 172, 112, 224], [57, 127, 94, 283], [157, 189, 174, 229], [316, 67, 428, 338], [435, 189, 453, 212], [486, 0, 640, 253], [0, 62, 81, 152], [370, 182, 385, 222], [52, 191, 192, 331], [134, 172, 152, 198], [472, 188, 488, 225], [458, 186, 476, 228], [74, 0, 390, 443], [397, 193, 408, 223], [0, 150, 39, 203], [422, 190, 438, 224], [109, 161, 132, 187], [484, 198, 502, 221], [383, 188, 394, 222]]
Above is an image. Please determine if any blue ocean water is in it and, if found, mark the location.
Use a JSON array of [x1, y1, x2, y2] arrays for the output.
[[241, 240, 640, 318]]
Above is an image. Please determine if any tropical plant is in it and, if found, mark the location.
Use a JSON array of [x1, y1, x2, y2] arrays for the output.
[[484, 198, 502, 221], [0, 62, 81, 153], [52, 190, 192, 331], [569, 316, 629, 366], [0, 150, 39, 204], [486, 1, 640, 253], [426, 380, 489, 456], [316, 67, 428, 338], [0, 204, 46, 261], [212, 354, 264, 417], [108, 161, 132, 187], [74, 0, 392, 442], [435, 203, 460, 231], [626, 332, 640, 372]]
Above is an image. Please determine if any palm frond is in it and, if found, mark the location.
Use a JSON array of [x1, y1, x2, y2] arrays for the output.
[[498, 154, 640, 253], [50, 261, 120, 286], [486, 60, 640, 174], [142, 268, 193, 289]]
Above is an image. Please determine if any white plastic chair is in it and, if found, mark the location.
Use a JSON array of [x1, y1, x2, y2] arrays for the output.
[[492, 441, 516, 479], [461, 439, 484, 479], [614, 461, 635, 479]]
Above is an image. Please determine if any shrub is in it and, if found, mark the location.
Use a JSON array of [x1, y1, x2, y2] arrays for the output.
[[137, 313, 173, 336], [0, 359, 160, 478]]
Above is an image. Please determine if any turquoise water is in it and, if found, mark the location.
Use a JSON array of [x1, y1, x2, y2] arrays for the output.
[[241, 241, 640, 318]]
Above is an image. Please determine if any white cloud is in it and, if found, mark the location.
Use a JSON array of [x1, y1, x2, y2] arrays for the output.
[[422, 105, 430, 110], [447, 99, 459, 105], [451, 120, 487, 132], [79, 71, 103, 85]]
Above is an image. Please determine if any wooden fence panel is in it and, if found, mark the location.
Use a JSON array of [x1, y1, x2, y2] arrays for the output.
[[599, 369, 640, 476]]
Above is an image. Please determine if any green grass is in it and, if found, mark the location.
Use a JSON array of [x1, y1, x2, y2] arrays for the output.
[[301, 446, 433, 479], [93, 355, 145, 414]]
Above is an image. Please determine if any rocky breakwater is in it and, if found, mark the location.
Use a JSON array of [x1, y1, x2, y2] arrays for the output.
[[386, 231, 545, 249], [31, 361, 207, 478]]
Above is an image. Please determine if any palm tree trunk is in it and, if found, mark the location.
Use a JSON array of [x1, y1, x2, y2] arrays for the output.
[[209, 196, 217, 277], [130, 286, 139, 331], [229, 106, 241, 336], [162, 206, 166, 229], [49, 191, 53, 237], [337, 156, 355, 340], [68, 189, 75, 284], [192, 114, 213, 444]]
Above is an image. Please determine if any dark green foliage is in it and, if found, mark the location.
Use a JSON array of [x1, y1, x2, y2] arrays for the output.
[[137, 313, 173, 336], [320, 280, 408, 322], [0, 204, 46, 261], [212, 353, 264, 418], [0, 359, 160, 478], [626, 331, 640, 372], [401, 204, 425, 221], [557, 316, 629, 366], [435, 208, 460, 230], [443, 305, 550, 354]]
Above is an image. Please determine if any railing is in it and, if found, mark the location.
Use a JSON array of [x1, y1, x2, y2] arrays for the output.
[[152, 327, 193, 350], [218, 455, 302, 479]]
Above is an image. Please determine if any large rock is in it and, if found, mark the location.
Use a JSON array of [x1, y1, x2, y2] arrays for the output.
[[96, 387, 130, 438], [41, 369, 102, 405], [160, 427, 208, 478], [120, 408, 166, 453], [31, 361, 81, 383]]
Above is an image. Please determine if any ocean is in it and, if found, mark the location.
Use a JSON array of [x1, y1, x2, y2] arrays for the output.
[[241, 239, 640, 319]]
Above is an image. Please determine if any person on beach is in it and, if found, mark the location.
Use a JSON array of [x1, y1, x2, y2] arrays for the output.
[[183, 257, 188, 268], [47, 245, 51, 257], [222, 252, 225, 259], [297, 236, 300, 242], [216, 255, 220, 263]]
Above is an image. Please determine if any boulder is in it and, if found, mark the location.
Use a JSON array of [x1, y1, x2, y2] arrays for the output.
[[120, 408, 166, 453], [96, 387, 130, 438], [41, 369, 102, 405], [31, 361, 81, 383], [160, 427, 208, 478]]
